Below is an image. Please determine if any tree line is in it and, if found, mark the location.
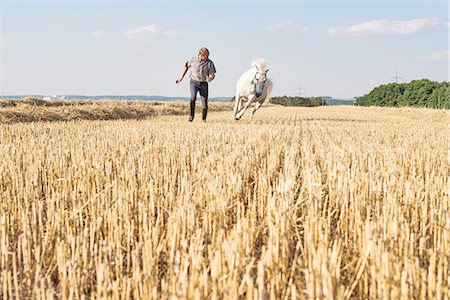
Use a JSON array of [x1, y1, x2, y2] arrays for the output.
[[229, 96, 325, 107], [269, 96, 324, 107], [355, 79, 449, 109]]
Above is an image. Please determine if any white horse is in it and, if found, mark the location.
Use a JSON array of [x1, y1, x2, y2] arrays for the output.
[[233, 59, 273, 120]]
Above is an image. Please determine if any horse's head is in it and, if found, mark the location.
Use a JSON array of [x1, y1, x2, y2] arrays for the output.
[[251, 59, 269, 97], [252, 67, 269, 97]]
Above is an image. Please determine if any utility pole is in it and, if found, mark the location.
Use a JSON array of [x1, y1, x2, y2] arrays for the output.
[[390, 68, 403, 83], [295, 84, 305, 97]]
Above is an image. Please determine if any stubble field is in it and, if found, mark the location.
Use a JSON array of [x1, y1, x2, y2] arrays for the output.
[[0, 103, 448, 299]]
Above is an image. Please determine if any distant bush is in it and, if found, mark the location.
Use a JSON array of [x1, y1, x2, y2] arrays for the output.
[[356, 79, 449, 108], [270, 96, 325, 107]]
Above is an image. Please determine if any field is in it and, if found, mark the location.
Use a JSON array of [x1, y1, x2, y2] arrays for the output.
[[0, 102, 448, 299]]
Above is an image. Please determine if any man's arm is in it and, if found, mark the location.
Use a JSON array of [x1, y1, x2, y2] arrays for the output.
[[176, 67, 189, 84], [207, 61, 217, 82]]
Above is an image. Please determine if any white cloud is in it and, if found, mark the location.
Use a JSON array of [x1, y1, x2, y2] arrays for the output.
[[91, 30, 105, 39], [417, 50, 450, 61], [328, 18, 439, 37], [267, 22, 293, 31], [124, 25, 158, 39], [299, 26, 310, 33], [446, 22, 450, 28], [124, 25, 182, 41]]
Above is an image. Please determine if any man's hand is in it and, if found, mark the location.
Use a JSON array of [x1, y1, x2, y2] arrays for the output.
[[207, 74, 215, 82], [176, 67, 189, 84]]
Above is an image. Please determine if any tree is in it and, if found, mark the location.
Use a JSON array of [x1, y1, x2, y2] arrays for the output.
[[356, 79, 449, 108]]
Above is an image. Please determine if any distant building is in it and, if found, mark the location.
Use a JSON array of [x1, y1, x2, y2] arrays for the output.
[[43, 95, 66, 100], [320, 96, 334, 100]]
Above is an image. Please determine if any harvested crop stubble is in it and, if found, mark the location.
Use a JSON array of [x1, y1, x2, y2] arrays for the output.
[[0, 105, 448, 299], [0, 98, 233, 123]]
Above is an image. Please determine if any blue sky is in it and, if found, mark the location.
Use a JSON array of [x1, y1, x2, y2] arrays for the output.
[[0, 0, 448, 98]]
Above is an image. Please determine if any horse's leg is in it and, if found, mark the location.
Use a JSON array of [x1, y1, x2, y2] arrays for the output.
[[238, 98, 243, 111], [236, 94, 255, 119], [233, 93, 241, 119], [234, 96, 246, 120], [249, 101, 261, 120]]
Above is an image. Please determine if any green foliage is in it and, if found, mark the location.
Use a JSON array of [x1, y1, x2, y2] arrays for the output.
[[356, 79, 449, 109], [269, 96, 325, 107]]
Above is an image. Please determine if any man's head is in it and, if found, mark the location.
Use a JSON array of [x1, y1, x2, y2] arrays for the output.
[[198, 47, 210, 61]]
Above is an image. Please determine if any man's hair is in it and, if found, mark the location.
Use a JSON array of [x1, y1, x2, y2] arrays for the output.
[[199, 47, 209, 55]]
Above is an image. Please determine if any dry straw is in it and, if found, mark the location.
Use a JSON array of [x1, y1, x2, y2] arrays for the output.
[[0, 104, 448, 299]]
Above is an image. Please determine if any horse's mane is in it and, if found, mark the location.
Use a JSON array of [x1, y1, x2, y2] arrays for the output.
[[251, 58, 267, 71]]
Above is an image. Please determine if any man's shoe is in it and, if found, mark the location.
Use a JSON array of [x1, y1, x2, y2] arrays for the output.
[[202, 108, 207, 122], [189, 101, 195, 122]]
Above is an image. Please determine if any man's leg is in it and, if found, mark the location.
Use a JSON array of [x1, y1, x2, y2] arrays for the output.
[[189, 80, 198, 122], [199, 83, 209, 121]]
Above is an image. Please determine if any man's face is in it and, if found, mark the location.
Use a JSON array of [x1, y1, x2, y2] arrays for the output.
[[199, 53, 209, 61]]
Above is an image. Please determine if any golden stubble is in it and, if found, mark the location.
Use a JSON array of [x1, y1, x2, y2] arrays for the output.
[[0, 105, 448, 299]]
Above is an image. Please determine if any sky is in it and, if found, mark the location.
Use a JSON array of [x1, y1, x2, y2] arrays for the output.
[[0, 0, 448, 98]]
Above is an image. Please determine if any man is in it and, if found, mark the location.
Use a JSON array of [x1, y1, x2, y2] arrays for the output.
[[176, 47, 216, 122]]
